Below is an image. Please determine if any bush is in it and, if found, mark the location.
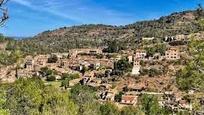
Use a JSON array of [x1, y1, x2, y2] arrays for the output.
[[102, 39, 126, 53], [61, 73, 69, 80], [40, 67, 57, 77], [70, 73, 80, 79], [114, 92, 124, 102], [140, 68, 161, 77], [62, 73, 80, 80], [61, 78, 70, 89], [46, 75, 56, 81], [100, 103, 120, 115], [139, 68, 149, 76], [113, 58, 132, 75], [140, 94, 162, 115], [47, 54, 58, 63], [140, 60, 145, 66], [148, 68, 161, 77]]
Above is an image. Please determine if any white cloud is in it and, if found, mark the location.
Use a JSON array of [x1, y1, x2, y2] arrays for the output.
[[11, 0, 135, 25], [12, 0, 79, 21], [12, 0, 32, 7]]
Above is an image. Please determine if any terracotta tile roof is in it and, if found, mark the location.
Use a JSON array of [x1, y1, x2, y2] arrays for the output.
[[122, 95, 137, 102]]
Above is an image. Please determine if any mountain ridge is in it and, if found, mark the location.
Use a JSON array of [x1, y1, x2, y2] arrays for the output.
[[12, 8, 204, 54]]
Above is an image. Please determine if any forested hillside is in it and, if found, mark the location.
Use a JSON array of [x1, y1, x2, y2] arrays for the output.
[[8, 8, 204, 54]]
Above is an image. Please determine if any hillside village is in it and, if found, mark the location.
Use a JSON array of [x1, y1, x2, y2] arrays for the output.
[[1, 30, 204, 114], [1, 4, 204, 114]]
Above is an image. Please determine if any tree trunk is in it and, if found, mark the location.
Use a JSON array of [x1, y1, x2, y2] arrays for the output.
[[15, 66, 18, 79]]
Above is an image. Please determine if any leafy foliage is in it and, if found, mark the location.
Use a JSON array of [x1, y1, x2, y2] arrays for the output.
[[121, 106, 144, 115], [5, 78, 45, 114], [61, 73, 80, 89], [70, 84, 100, 115], [46, 75, 56, 81], [41, 86, 78, 115], [0, 52, 16, 66], [0, 86, 9, 115], [114, 92, 124, 102], [103, 39, 126, 53], [100, 103, 120, 115], [40, 67, 58, 81], [145, 44, 166, 57], [140, 94, 163, 115], [61, 73, 80, 80], [176, 38, 204, 91], [4, 78, 78, 115], [113, 58, 133, 75]]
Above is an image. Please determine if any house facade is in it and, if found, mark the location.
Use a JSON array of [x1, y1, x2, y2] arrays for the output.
[[132, 60, 141, 75], [135, 50, 147, 60], [69, 48, 103, 57], [131, 49, 146, 75], [165, 47, 180, 60], [25, 59, 34, 70]]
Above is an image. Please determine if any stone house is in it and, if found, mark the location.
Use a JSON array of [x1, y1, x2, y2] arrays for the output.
[[51, 53, 69, 59], [105, 92, 115, 101], [81, 77, 91, 85], [178, 100, 192, 110], [131, 49, 147, 75], [25, 59, 34, 70], [35, 55, 48, 66], [121, 95, 138, 106], [164, 36, 176, 42], [36, 58, 46, 66], [69, 48, 103, 58], [175, 34, 188, 41], [59, 59, 68, 67], [142, 37, 155, 41], [100, 91, 115, 102], [135, 49, 147, 60], [165, 47, 180, 60], [131, 59, 141, 75], [128, 55, 133, 63], [18, 69, 33, 78], [83, 59, 114, 69]]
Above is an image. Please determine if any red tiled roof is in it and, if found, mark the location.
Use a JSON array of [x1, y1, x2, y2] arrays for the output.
[[122, 95, 137, 102]]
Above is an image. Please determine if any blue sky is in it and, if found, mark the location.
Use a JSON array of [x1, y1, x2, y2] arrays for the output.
[[0, 0, 204, 37]]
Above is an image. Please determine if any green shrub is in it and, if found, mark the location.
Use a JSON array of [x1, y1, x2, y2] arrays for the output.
[[46, 75, 56, 81]]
